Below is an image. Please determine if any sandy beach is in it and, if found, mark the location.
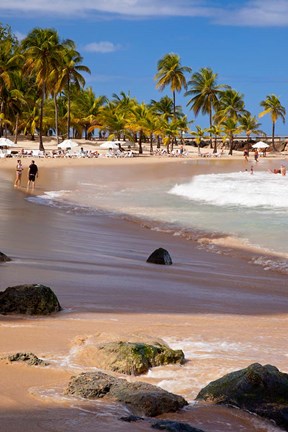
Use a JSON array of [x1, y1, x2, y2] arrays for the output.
[[0, 140, 288, 432]]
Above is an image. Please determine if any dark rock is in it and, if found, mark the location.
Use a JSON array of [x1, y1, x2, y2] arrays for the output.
[[0, 284, 62, 315], [119, 415, 144, 422], [147, 248, 172, 265], [66, 371, 188, 417], [196, 363, 288, 430], [0, 251, 11, 262], [96, 341, 184, 375], [152, 420, 205, 432], [5, 352, 49, 366]]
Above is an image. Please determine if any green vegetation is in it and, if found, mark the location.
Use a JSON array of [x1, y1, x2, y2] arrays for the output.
[[0, 23, 283, 152]]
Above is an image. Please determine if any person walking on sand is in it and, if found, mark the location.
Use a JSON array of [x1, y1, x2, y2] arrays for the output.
[[27, 160, 38, 190], [254, 149, 259, 162], [14, 160, 24, 187]]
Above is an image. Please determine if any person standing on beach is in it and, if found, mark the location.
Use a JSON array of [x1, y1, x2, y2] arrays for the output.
[[254, 149, 259, 162], [27, 160, 38, 190], [14, 160, 24, 187]]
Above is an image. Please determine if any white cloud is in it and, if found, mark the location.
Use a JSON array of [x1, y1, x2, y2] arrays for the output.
[[213, 0, 288, 27], [0, 0, 216, 19], [1, 0, 288, 26], [84, 41, 123, 53]]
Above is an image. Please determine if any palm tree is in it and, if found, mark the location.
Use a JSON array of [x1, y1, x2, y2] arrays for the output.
[[207, 123, 224, 154], [185, 67, 229, 147], [190, 125, 208, 155], [239, 113, 265, 151], [0, 24, 20, 137], [155, 53, 191, 116], [215, 89, 247, 123], [57, 45, 91, 139], [21, 28, 63, 150], [259, 94, 286, 151], [221, 118, 243, 155]]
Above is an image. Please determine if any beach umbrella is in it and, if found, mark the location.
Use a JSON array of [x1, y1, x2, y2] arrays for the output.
[[99, 141, 121, 150], [58, 139, 78, 149], [252, 141, 270, 149], [0, 137, 17, 147]]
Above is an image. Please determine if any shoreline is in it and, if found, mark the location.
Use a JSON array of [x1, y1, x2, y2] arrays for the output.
[[1, 153, 288, 432]]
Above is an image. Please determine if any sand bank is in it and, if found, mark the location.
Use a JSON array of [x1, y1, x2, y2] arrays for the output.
[[0, 154, 287, 432]]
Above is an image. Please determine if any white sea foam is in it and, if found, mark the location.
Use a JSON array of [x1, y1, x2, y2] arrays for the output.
[[169, 171, 288, 210]]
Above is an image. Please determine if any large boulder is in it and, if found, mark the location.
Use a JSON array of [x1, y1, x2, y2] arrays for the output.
[[89, 341, 185, 375], [196, 363, 288, 430], [66, 371, 188, 417], [146, 248, 173, 265], [0, 284, 62, 315], [0, 251, 11, 262]]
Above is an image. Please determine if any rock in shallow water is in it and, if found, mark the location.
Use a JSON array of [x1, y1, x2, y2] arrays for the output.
[[5, 352, 49, 366], [196, 362, 288, 431], [0, 251, 11, 262], [93, 341, 185, 375], [66, 371, 188, 417], [0, 284, 62, 315], [146, 248, 173, 265]]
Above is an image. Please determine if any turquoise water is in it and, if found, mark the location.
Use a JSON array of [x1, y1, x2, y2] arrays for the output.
[[28, 163, 288, 273]]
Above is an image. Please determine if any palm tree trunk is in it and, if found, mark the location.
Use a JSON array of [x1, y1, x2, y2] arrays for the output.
[[272, 121, 276, 151], [67, 79, 71, 139], [228, 135, 233, 155], [138, 130, 143, 154], [149, 133, 153, 154], [54, 93, 60, 144], [39, 84, 45, 151]]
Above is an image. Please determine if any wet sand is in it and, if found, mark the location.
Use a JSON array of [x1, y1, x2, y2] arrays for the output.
[[0, 155, 287, 432]]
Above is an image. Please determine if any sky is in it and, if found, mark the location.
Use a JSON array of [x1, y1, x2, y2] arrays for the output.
[[1, 0, 288, 136]]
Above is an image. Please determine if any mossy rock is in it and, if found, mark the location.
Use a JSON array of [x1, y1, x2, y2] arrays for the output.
[[196, 363, 288, 430], [97, 341, 185, 375]]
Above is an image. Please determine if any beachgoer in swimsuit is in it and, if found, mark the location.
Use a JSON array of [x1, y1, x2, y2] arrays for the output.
[[14, 160, 23, 187], [27, 160, 38, 190], [281, 165, 286, 176]]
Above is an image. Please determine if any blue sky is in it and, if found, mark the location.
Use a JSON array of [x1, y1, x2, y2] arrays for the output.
[[1, 0, 288, 136]]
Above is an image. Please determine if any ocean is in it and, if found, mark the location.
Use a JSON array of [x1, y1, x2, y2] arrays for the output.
[[28, 158, 288, 273]]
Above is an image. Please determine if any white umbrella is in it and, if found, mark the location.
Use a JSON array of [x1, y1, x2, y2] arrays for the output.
[[99, 141, 121, 150], [0, 137, 17, 147], [252, 141, 269, 149], [58, 139, 78, 149]]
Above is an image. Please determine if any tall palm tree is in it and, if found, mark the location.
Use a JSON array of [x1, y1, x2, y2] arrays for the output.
[[259, 94, 286, 151], [57, 44, 90, 139], [185, 67, 229, 147], [21, 28, 63, 150], [0, 24, 20, 137], [154, 53, 191, 116]]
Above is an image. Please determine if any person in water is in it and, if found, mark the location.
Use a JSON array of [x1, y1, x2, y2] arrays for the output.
[[14, 160, 24, 187], [27, 160, 39, 190]]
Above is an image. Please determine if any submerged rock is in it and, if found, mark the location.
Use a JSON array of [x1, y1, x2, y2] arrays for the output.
[[5, 352, 49, 366], [151, 420, 206, 432], [66, 371, 188, 417], [196, 363, 288, 430], [95, 341, 184, 375], [0, 251, 11, 262], [0, 284, 62, 315], [146, 248, 173, 265]]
